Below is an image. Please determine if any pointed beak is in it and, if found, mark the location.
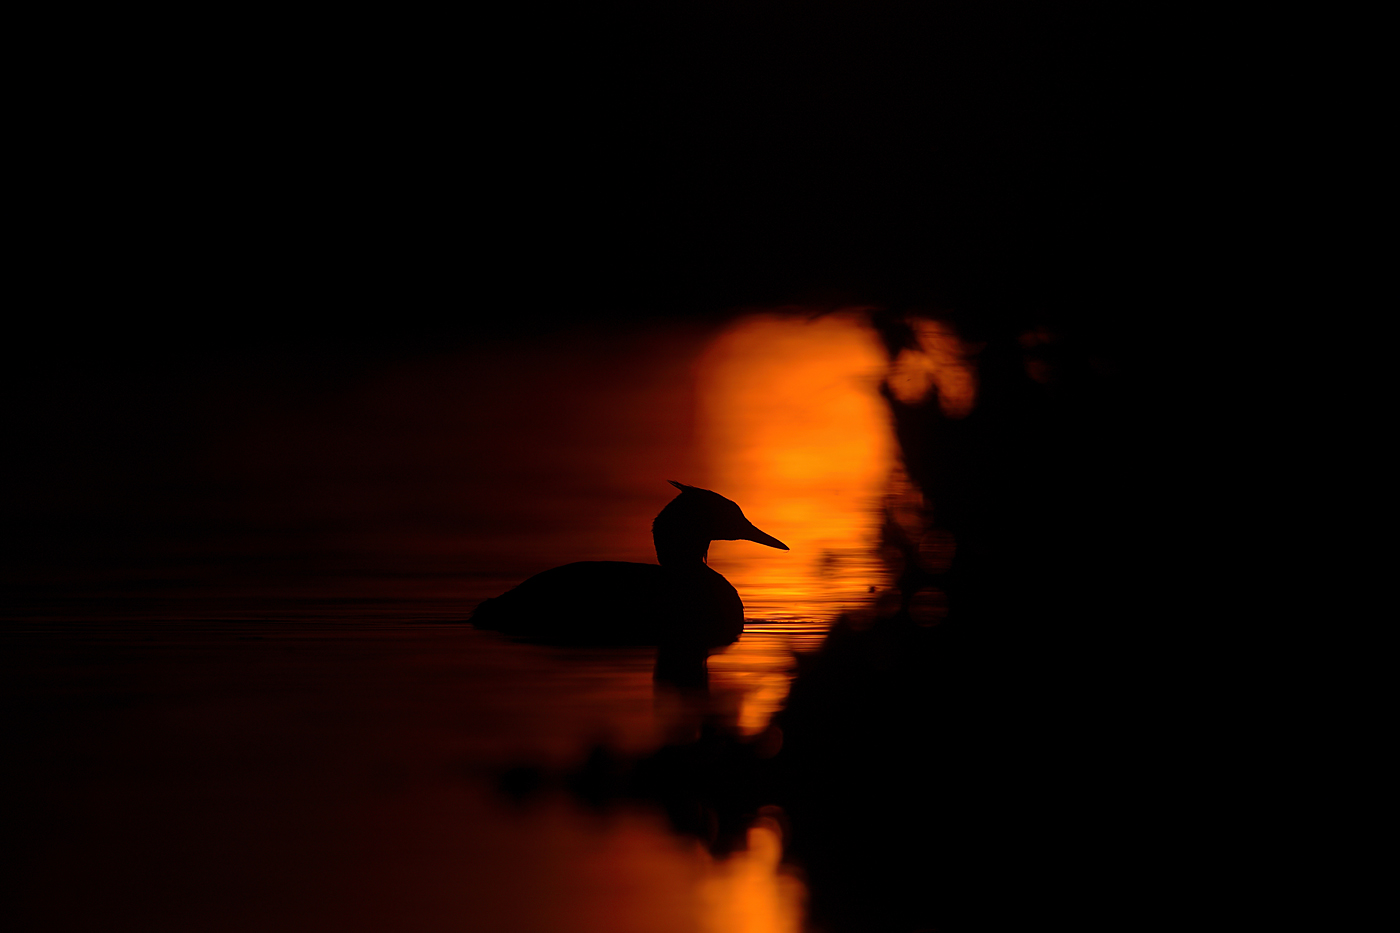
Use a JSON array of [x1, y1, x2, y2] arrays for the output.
[[738, 522, 789, 550]]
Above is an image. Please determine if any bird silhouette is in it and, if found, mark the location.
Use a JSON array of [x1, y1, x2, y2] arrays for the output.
[[471, 481, 789, 687]]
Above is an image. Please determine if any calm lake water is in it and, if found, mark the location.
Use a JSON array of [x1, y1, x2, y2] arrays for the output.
[[5, 312, 967, 931], [5, 600, 833, 933]]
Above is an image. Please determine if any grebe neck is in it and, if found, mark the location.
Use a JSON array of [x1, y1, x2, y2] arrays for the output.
[[653, 530, 710, 567]]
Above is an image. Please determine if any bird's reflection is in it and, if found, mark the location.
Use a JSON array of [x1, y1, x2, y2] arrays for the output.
[[498, 679, 787, 857]]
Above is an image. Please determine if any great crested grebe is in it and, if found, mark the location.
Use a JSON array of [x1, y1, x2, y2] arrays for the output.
[[470, 482, 788, 686]]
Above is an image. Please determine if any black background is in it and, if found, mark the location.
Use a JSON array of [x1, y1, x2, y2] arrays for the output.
[[10, 2, 1174, 592]]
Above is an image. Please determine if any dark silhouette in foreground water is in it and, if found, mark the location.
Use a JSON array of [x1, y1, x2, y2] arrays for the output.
[[470, 481, 788, 689], [494, 306, 1148, 932]]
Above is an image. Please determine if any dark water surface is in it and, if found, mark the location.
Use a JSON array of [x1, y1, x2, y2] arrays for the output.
[[4, 601, 821, 933], [2, 314, 952, 931]]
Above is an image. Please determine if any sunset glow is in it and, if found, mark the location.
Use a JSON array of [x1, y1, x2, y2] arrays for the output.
[[697, 311, 896, 621]]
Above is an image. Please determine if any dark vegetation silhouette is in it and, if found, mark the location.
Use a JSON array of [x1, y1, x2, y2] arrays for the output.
[[471, 482, 788, 689], [766, 307, 1146, 932]]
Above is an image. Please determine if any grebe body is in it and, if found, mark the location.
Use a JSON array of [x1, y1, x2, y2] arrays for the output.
[[470, 482, 787, 654]]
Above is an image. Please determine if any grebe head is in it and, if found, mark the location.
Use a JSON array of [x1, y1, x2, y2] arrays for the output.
[[653, 481, 788, 556]]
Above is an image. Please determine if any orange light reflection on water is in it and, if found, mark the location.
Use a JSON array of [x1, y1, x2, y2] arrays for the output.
[[697, 817, 806, 933], [478, 796, 806, 933]]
